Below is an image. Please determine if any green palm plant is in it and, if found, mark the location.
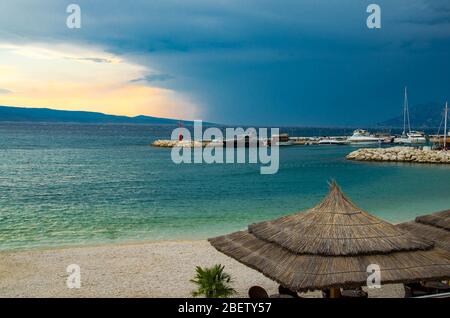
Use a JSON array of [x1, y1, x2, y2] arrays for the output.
[[190, 264, 236, 298]]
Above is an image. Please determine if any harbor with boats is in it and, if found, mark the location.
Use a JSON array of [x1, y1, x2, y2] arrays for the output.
[[153, 87, 449, 155], [152, 126, 447, 149]]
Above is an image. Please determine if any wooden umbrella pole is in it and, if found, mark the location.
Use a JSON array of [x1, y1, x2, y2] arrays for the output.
[[329, 288, 341, 298]]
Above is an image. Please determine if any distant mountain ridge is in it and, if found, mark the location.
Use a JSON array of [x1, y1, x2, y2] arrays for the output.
[[0, 105, 208, 125], [1, 103, 446, 128], [377, 102, 446, 129]]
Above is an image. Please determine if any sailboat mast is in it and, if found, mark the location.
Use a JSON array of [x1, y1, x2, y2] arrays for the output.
[[405, 86, 411, 134], [444, 101, 448, 149], [403, 87, 407, 135], [402, 86, 411, 135]]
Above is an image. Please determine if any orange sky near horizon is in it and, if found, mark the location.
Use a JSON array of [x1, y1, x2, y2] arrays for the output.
[[0, 42, 200, 120]]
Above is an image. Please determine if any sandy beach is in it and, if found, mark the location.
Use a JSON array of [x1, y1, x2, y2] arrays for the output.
[[0, 240, 404, 298]]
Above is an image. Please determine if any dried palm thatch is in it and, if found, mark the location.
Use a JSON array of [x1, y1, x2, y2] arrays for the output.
[[415, 209, 450, 231], [397, 222, 450, 251], [248, 183, 433, 256], [208, 182, 450, 292], [397, 210, 450, 252]]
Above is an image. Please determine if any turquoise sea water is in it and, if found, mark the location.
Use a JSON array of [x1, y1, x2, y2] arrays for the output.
[[0, 123, 449, 251]]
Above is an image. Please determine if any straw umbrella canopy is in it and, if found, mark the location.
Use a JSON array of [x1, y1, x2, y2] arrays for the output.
[[397, 210, 450, 252], [415, 209, 450, 231], [208, 182, 450, 292]]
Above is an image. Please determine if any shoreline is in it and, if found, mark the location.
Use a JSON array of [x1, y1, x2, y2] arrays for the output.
[[0, 239, 404, 298], [0, 238, 206, 254], [0, 219, 410, 254], [1, 219, 409, 254]]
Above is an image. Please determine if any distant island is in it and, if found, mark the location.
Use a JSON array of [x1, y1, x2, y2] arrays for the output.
[[377, 102, 445, 129], [0, 105, 208, 125]]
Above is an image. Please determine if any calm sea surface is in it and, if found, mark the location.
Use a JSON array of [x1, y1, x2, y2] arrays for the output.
[[1, 123, 449, 251]]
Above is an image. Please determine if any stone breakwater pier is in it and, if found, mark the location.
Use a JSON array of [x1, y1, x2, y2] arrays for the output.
[[347, 147, 450, 164], [152, 140, 205, 148]]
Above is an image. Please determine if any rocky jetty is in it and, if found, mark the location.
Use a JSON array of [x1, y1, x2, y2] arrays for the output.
[[347, 146, 450, 164], [152, 140, 204, 148]]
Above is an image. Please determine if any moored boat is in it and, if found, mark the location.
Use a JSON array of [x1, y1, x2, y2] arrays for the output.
[[346, 129, 383, 145], [394, 131, 427, 144], [393, 87, 427, 145], [318, 137, 350, 145]]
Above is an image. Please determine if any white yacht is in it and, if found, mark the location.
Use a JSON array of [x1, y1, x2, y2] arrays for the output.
[[347, 129, 383, 145], [394, 131, 426, 144], [318, 137, 350, 145], [393, 87, 427, 145]]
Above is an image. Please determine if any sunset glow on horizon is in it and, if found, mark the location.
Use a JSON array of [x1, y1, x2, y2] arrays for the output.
[[0, 42, 200, 120]]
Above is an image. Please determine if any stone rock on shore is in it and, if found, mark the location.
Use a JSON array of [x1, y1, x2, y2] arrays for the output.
[[346, 146, 450, 164]]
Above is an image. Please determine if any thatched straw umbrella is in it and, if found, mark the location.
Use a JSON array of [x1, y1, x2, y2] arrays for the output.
[[397, 210, 450, 252], [415, 209, 450, 231], [209, 182, 450, 296]]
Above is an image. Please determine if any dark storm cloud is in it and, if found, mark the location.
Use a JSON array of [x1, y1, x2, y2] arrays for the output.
[[0, 0, 449, 125]]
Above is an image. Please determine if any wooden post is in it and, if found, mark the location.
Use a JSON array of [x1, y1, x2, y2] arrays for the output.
[[329, 288, 341, 298]]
